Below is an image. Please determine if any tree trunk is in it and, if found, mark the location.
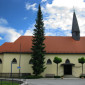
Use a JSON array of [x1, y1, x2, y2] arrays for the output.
[[57, 64, 58, 76], [82, 64, 83, 75]]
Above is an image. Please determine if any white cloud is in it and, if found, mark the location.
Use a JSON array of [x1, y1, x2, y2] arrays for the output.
[[0, 18, 8, 25], [0, 26, 21, 42], [45, 32, 56, 36], [42, 0, 85, 36], [24, 24, 35, 36], [24, 30, 33, 36], [0, 18, 22, 42], [25, 3, 37, 11], [41, 0, 47, 3], [0, 37, 2, 40], [47, 0, 85, 9]]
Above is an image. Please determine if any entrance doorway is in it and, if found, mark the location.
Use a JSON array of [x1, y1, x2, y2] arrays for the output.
[[64, 65, 72, 75], [61, 59, 75, 75]]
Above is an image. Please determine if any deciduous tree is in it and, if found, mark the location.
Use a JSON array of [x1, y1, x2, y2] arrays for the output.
[[53, 57, 62, 76], [78, 57, 85, 75]]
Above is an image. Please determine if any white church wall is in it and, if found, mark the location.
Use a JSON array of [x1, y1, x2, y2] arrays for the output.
[[42, 54, 85, 77], [1, 53, 85, 77]]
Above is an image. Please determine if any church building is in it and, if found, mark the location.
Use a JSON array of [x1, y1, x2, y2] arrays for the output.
[[0, 11, 85, 77]]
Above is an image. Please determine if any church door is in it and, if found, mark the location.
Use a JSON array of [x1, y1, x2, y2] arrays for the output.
[[64, 65, 72, 75]]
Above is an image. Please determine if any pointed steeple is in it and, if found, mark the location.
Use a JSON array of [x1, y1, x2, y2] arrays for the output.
[[72, 11, 80, 40]]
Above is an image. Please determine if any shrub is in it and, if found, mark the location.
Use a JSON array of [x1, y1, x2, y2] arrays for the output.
[[80, 75, 85, 78], [21, 75, 43, 79], [54, 76, 61, 78]]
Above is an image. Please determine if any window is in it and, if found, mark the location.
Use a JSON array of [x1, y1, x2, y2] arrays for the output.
[[76, 31, 79, 36], [65, 59, 70, 64], [47, 59, 52, 64], [0, 59, 2, 64], [29, 59, 33, 64], [12, 58, 17, 64]]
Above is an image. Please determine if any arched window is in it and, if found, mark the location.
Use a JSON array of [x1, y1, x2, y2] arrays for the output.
[[47, 59, 52, 64], [29, 59, 33, 64], [0, 59, 2, 64], [65, 59, 70, 64], [12, 58, 17, 64]]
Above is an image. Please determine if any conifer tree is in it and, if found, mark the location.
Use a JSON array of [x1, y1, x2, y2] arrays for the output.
[[31, 4, 46, 76]]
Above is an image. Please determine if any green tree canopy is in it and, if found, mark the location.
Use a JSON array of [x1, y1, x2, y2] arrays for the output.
[[78, 57, 85, 64], [78, 57, 85, 75], [53, 57, 62, 76], [53, 57, 62, 64]]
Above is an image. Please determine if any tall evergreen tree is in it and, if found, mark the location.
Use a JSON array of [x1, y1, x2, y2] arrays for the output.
[[31, 4, 46, 76]]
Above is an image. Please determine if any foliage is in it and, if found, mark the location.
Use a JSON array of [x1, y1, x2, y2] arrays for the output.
[[78, 57, 85, 75], [54, 76, 61, 78], [31, 4, 46, 76], [53, 57, 62, 64], [21, 75, 43, 79], [78, 57, 85, 64], [80, 75, 85, 78], [53, 56, 62, 76]]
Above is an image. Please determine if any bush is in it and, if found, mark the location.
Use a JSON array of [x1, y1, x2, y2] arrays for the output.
[[80, 75, 85, 78], [21, 75, 43, 79], [54, 76, 61, 78]]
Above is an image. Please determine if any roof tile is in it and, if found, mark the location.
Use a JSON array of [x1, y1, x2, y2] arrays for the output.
[[0, 36, 85, 53]]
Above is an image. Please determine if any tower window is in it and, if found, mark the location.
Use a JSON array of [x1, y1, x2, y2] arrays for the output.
[[12, 58, 17, 64], [47, 59, 52, 64], [76, 31, 79, 36]]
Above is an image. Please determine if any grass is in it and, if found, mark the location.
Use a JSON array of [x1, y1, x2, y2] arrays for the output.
[[0, 81, 19, 85]]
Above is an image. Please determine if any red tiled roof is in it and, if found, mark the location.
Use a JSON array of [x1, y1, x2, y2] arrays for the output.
[[0, 36, 85, 53]]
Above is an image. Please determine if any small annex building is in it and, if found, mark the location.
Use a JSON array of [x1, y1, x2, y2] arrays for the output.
[[0, 12, 85, 77]]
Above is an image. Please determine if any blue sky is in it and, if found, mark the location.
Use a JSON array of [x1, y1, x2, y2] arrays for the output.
[[0, 0, 85, 45]]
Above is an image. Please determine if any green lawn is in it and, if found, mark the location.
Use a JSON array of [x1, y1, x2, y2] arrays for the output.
[[0, 81, 19, 85]]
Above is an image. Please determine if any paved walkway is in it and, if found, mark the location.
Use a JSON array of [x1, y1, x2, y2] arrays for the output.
[[25, 78, 85, 85], [0, 78, 85, 85]]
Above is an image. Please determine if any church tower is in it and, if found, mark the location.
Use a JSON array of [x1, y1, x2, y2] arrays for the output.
[[72, 11, 80, 40]]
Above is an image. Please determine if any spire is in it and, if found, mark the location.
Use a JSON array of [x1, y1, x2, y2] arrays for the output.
[[72, 11, 80, 40], [72, 12, 80, 32]]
